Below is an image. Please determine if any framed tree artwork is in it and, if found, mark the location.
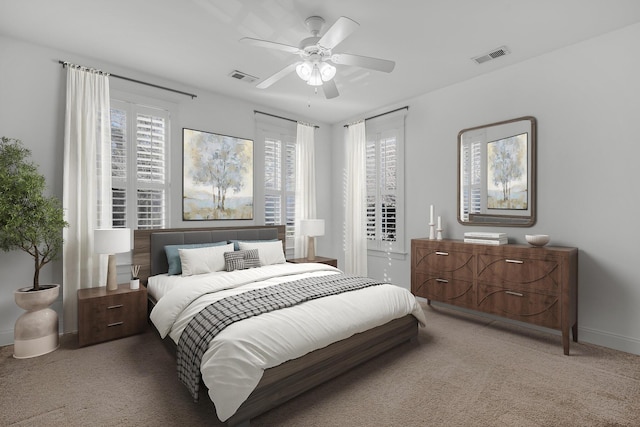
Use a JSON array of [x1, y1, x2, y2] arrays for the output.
[[486, 132, 528, 210], [182, 128, 254, 220]]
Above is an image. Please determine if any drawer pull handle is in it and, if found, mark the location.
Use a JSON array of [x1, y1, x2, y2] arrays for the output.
[[505, 291, 524, 297], [505, 259, 524, 264], [107, 321, 124, 327], [435, 251, 449, 256], [436, 278, 449, 283], [107, 304, 123, 310]]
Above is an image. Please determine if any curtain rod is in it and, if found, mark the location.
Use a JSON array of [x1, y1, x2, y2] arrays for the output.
[[58, 60, 197, 99], [254, 110, 319, 129], [343, 105, 409, 127]]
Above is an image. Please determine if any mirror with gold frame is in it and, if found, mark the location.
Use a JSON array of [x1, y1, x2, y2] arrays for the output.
[[458, 116, 536, 227]]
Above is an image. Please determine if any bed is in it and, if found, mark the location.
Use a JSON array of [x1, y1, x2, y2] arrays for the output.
[[133, 225, 426, 426]]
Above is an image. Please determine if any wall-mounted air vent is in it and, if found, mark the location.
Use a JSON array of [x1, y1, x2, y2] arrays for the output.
[[472, 46, 510, 65], [229, 70, 258, 83]]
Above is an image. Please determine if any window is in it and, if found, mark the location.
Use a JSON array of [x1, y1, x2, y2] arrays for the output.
[[110, 99, 170, 229], [460, 139, 482, 221], [264, 134, 296, 251], [365, 112, 406, 254]]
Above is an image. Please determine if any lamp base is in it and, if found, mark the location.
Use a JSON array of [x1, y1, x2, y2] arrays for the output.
[[307, 236, 316, 261], [106, 254, 118, 291]]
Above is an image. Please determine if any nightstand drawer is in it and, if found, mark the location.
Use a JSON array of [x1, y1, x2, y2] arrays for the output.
[[78, 284, 147, 347]]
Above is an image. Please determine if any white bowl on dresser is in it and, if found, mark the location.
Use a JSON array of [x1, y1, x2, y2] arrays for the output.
[[525, 234, 550, 247]]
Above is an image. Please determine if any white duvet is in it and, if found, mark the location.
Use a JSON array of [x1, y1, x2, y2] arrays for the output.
[[149, 263, 426, 422]]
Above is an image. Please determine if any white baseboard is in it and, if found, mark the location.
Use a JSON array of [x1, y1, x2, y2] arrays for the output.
[[579, 326, 640, 355]]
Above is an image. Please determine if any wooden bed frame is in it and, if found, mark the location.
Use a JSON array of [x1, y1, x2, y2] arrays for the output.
[[133, 226, 419, 427]]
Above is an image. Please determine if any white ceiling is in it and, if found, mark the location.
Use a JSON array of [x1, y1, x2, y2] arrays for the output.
[[2, 0, 640, 124]]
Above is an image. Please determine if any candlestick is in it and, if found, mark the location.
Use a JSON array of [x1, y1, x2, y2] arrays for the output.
[[436, 228, 443, 240], [429, 223, 436, 240]]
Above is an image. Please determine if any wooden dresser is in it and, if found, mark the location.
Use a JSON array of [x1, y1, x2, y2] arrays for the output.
[[77, 284, 147, 347], [411, 238, 578, 355]]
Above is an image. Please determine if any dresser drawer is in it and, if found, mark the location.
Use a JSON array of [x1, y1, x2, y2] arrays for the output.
[[413, 243, 474, 280], [413, 273, 474, 307], [477, 253, 560, 294], [477, 283, 560, 329]]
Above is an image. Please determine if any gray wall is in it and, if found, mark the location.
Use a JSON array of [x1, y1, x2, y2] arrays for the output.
[[330, 22, 640, 355]]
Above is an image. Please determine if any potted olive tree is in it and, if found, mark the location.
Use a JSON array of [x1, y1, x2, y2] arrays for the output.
[[0, 137, 68, 358]]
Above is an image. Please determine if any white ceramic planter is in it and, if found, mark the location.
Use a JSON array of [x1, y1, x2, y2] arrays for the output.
[[14, 284, 60, 359]]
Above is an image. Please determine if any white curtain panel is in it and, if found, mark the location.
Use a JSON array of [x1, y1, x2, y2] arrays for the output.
[[344, 121, 368, 275], [294, 123, 317, 258], [62, 66, 112, 333]]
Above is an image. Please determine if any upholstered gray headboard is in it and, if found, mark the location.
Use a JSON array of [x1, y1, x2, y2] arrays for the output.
[[133, 226, 286, 285]]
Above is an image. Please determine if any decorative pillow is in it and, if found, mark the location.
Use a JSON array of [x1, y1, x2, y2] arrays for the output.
[[165, 241, 228, 275], [238, 240, 285, 266], [228, 238, 278, 251], [224, 249, 261, 272], [178, 243, 234, 277]]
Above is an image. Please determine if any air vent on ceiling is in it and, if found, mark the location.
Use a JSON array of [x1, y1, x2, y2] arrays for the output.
[[229, 70, 258, 83], [472, 46, 510, 65]]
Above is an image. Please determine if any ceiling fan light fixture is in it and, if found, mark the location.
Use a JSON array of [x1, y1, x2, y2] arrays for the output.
[[296, 62, 313, 81], [306, 64, 323, 86], [318, 62, 336, 81]]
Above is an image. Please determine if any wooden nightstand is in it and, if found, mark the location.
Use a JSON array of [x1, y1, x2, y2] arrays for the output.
[[77, 283, 147, 347], [288, 256, 338, 268]]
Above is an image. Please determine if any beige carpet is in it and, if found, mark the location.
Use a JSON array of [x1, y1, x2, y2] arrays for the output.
[[1, 303, 639, 427]]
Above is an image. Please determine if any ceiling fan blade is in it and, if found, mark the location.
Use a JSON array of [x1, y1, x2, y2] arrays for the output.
[[331, 53, 395, 73], [240, 37, 301, 54], [323, 79, 339, 99], [256, 62, 300, 89], [318, 16, 359, 49]]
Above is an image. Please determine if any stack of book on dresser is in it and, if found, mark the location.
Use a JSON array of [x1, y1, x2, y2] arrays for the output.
[[463, 231, 508, 245]]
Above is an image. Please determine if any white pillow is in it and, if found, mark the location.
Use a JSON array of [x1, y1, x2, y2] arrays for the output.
[[179, 243, 234, 276], [238, 240, 286, 266]]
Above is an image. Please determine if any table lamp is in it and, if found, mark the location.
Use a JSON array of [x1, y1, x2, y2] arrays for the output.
[[94, 228, 131, 291], [300, 219, 324, 261]]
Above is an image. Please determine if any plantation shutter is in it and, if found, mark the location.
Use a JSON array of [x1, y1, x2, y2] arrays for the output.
[[366, 136, 398, 244], [364, 109, 406, 254], [264, 137, 282, 227], [379, 136, 397, 242], [109, 100, 169, 230], [461, 140, 482, 221], [284, 141, 296, 243], [263, 135, 296, 249], [365, 141, 376, 240], [135, 110, 166, 229], [110, 107, 128, 228]]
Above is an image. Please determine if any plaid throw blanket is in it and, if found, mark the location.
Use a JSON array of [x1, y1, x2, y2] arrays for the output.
[[176, 273, 384, 401]]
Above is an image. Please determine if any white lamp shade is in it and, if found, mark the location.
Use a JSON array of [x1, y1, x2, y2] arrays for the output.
[[94, 228, 131, 254], [300, 219, 325, 237], [318, 62, 336, 81], [296, 62, 313, 81]]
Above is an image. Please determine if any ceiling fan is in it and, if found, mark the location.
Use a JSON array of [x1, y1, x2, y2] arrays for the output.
[[240, 16, 395, 99]]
